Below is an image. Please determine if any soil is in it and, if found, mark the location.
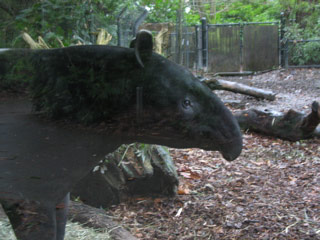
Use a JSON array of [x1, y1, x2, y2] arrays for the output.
[[106, 68, 320, 240]]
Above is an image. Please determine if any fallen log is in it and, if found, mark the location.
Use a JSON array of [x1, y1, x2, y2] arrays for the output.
[[235, 101, 320, 141], [203, 78, 276, 101], [68, 201, 138, 240]]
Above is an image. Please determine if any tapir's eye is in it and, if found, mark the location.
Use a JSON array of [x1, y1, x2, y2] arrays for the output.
[[182, 99, 192, 108]]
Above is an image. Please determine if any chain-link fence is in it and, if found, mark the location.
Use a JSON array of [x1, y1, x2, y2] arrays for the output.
[[163, 20, 280, 73], [116, 4, 148, 47], [167, 26, 198, 69]]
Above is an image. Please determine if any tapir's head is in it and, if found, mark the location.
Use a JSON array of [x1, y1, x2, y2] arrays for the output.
[[127, 30, 242, 161]]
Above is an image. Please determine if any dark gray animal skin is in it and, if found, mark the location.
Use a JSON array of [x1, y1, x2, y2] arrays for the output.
[[0, 30, 242, 240]]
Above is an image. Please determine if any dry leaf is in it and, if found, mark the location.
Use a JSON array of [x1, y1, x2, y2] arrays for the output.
[[178, 187, 190, 195]]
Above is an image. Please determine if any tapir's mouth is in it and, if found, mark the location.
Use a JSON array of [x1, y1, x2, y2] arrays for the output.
[[219, 137, 243, 161], [200, 136, 242, 161]]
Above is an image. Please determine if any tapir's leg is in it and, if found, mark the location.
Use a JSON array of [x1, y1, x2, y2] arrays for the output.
[[1, 200, 57, 240], [56, 193, 70, 240]]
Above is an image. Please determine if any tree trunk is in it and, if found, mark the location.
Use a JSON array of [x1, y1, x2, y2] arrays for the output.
[[235, 101, 320, 141], [72, 144, 178, 209], [68, 201, 138, 240], [203, 78, 276, 101]]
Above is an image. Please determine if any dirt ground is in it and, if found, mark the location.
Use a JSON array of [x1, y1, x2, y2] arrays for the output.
[[215, 68, 320, 112], [107, 68, 320, 240]]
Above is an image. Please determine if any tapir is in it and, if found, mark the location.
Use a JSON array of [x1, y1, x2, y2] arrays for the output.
[[0, 30, 242, 240]]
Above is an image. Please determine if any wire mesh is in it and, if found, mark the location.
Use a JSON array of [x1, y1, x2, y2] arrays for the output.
[[117, 4, 148, 47]]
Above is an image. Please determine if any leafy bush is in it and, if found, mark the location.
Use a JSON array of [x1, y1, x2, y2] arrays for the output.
[[289, 40, 320, 66], [285, 15, 320, 66], [216, 0, 280, 23], [0, 0, 124, 48], [13, 0, 112, 47], [0, 50, 32, 91]]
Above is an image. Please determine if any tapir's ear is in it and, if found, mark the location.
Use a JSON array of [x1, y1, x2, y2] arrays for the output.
[[133, 30, 153, 68], [129, 38, 136, 48]]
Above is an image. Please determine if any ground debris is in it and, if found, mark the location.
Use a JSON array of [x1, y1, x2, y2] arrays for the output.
[[108, 135, 320, 239]]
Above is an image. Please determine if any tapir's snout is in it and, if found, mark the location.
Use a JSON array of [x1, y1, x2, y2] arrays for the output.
[[215, 109, 243, 161], [195, 97, 243, 161], [217, 111, 243, 161], [200, 129, 242, 161], [219, 136, 243, 161]]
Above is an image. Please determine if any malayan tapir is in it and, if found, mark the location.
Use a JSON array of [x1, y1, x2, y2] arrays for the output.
[[0, 30, 242, 240]]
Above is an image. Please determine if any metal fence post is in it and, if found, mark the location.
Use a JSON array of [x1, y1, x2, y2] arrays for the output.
[[132, 8, 148, 37], [185, 27, 190, 67], [239, 23, 244, 72], [284, 40, 289, 68], [201, 17, 208, 70], [89, 4, 95, 44], [176, 8, 184, 64], [116, 7, 127, 46], [280, 12, 286, 68], [195, 25, 202, 70]]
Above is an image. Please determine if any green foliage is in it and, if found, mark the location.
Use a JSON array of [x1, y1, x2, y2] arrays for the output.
[[13, 0, 118, 47], [184, 11, 200, 25], [0, 50, 33, 91], [282, 1, 320, 65], [139, 0, 180, 23], [0, 0, 130, 48], [216, 0, 281, 23], [289, 40, 320, 65], [1, 59, 29, 90]]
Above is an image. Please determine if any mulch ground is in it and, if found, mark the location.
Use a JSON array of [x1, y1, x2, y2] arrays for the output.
[[107, 69, 320, 240]]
